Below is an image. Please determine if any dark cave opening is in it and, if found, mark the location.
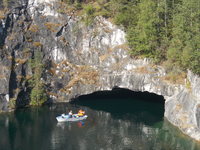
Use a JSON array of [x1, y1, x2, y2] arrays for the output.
[[71, 88, 165, 125]]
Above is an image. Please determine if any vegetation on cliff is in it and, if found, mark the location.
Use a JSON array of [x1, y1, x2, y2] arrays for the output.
[[63, 0, 200, 75], [28, 50, 47, 106], [0, 0, 199, 109]]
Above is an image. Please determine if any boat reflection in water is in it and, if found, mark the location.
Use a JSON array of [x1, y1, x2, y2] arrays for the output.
[[56, 120, 85, 130], [51, 102, 200, 150]]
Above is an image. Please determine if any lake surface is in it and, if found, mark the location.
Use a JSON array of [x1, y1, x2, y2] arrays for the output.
[[0, 89, 200, 150]]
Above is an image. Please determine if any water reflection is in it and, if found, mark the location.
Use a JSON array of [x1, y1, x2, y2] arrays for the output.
[[0, 99, 200, 150]]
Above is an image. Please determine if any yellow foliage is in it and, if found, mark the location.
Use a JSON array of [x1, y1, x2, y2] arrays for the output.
[[113, 44, 130, 51], [48, 68, 56, 75], [33, 42, 43, 47], [135, 66, 150, 74], [7, 56, 13, 60], [29, 25, 39, 32], [8, 98, 16, 109], [7, 33, 17, 41], [25, 75, 32, 80], [16, 75, 23, 81], [0, 75, 6, 79], [59, 36, 69, 46], [175, 104, 182, 111], [44, 22, 61, 32], [99, 54, 109, 61], [15, 58, 27, 64], [60, 64, 99, 93], [185, 79, 191, 90], [0, 9, 7, 19], [47, 92, 58, 97], [27, 38, 33, 42], [162, 72, 186, 84]]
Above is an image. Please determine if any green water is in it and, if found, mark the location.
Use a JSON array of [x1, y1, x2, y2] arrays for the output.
[[0, 90, 200, 150]]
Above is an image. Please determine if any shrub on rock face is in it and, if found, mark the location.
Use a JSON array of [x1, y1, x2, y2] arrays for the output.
[[30, 85, 47, 106], [83, 4, 95, 26]]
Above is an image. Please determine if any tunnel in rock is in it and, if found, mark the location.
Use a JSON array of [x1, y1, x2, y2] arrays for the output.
[[71, 88, 165, 126]]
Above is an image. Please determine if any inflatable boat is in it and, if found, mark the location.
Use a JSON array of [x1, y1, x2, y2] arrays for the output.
[[56, 114, 88, 122]]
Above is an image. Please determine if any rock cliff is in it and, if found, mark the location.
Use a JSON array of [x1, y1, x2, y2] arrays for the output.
[[0, 0, 200, 141]]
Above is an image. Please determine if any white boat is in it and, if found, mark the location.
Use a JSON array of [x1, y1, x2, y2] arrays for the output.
[[56, 114, 88, 122]]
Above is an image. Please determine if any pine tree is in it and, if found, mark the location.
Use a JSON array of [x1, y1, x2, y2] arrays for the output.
[[127, 0, 159, 58], [29, 50, 47, 106], [112, 0, 138, 28], [183, 0, 200, 74], [167, 0, 200, 74]]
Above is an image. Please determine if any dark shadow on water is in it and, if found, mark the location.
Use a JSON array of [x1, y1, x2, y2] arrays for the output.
[[71, 88, 165, 126]]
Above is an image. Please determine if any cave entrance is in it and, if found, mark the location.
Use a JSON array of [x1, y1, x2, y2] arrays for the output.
[[72, 88, 165, 126]]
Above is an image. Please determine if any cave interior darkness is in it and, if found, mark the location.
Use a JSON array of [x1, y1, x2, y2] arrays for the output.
[[72, 87, 165, 125]]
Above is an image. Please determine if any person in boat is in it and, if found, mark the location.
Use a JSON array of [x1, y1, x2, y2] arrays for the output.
[[77, 109, 85, 117], [68, 110, 73, 118]]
